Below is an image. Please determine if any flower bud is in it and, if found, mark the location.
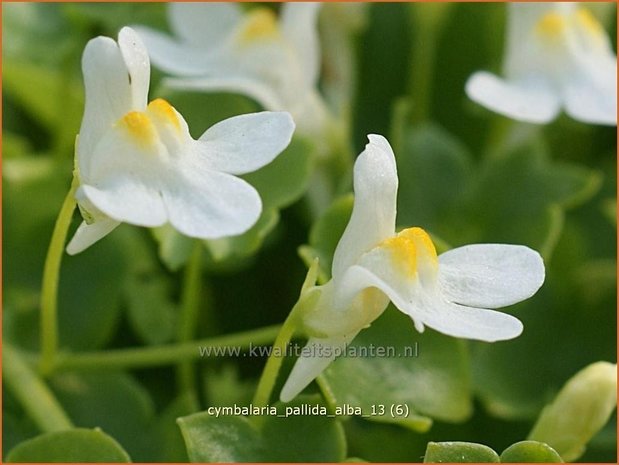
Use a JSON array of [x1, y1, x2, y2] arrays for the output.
[[528, 361, 617, 461]]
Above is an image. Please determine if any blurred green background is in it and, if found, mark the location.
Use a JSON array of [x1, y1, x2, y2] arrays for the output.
[[3, 2, 616, 462]]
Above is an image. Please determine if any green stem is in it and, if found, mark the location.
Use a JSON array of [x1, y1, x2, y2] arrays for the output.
[[177, 241, 203, 396], [32, 325, 281, 372], [252, 311, 300, 407], [40, 178, 78, 375], [252, 261, 320, 406], [408, 3, 452, 124], [4, 344, 73, 432], [408, 32, 437, 124]]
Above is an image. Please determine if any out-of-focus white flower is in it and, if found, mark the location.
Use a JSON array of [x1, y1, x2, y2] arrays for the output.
[[466, 3, 617, 125], [133, 3, 330, 140], [66, 27, 294, 255], [280, 134, 545, 402]]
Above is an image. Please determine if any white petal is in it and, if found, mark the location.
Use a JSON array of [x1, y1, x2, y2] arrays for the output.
[[195, 111, 294, 175], [337, 238, 528, 342], [438, 244, 545, 308], [280, 2, 322, 87], [118, 27, 150, 110], [342, 264, 524, 342], [132, 26, 216, 76], [164, 76, 284, 110], [66, 218, 121, 255], [162, 168, 262, 239], [336, 236, 420, 313], [82, 97, 262, 238], [80, 180, 167, 228], [280, 335, 352, 403], [168, 2, 241, 46], [78, 36, 133, 179], [331, 134, 397, 281], [79, 115, 169, 227], [562, 50, 617, 126], [566, 5, 617, 125], [466, 71, 561, 123], [404, 295, 524, 342]]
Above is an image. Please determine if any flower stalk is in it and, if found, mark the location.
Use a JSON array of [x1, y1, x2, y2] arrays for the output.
[[252, 310, 299, 408], [4, 344, 74, 432], [252, 260, 321, 406], [177, 241, 204, 397], [39, 176, 78, 375], [31, 325, 281, 372]]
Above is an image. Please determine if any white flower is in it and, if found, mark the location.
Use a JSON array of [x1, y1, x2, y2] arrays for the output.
[[466, 3, 617, 125], [66, 27, 295, 255], [280, 135, 545, 402], [133, 3, 329, 139]]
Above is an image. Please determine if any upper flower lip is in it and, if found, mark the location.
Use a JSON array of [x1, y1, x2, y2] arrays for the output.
[[78, 27, 150, 180], [67, 26, 296, 255], [331, 133, 398, 282], [466, 2, 617, 126]]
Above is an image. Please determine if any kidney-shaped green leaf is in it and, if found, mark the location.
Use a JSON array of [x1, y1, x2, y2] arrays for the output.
[[259, 396, 347, 462], [395, 124, 601, 261], [179, 414, 263, 463], [178, 395, 346, 462], [6, 428, 131, 463], [464, 138, 601, 258], [424, 441, 500, 463], [500, 441, 563, 463], [50, 372, 155, 461]]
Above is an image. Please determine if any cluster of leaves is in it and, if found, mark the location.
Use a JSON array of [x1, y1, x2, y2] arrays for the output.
[[3, 3, 616, 463]]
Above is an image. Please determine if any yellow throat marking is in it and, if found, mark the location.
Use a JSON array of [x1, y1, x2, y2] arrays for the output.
[[575, 8, 604, 38], [119, 99, 180, 146], [536, 12, 567, 39], [380, 227, 438, 278], [120, 111, 156, 147], [239, 8, 279, 43], [536, 8, 606, 46], [147, 98, 181, 132]]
